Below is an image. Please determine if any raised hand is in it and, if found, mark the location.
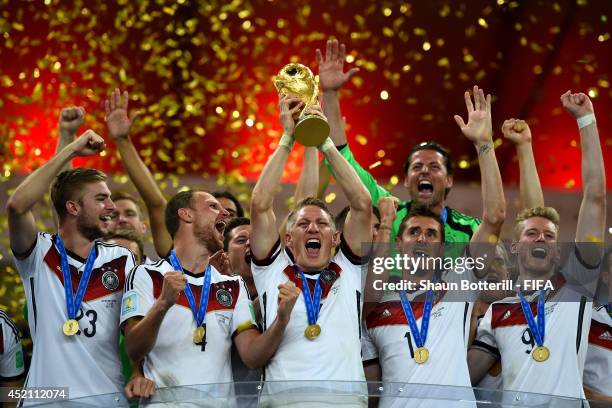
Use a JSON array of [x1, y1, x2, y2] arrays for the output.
[[501, 119, 531, 145], [59, 106, 85, 135], [279, 93, 304, 136], [69, 129, 106, 157], [104, 88, 140, 140], [302, 104, 328, 121], [454, 85, 493, 145], [209, 250, 231, 276], [316, 39, 360, 92], [159, 272, 187, 309], [560, 91, 594, 119], [276, 281, 301, 325]]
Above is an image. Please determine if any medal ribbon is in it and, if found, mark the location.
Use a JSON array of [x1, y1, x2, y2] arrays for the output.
[[297, 267, 323, 326], [55, 234, 98, 320], [518, 288, 546, 347], [398, 277, 436, 349], [168, 250, 212, 327]]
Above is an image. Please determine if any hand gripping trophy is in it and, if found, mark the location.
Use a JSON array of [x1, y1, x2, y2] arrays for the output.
[[273, 63, 330, 146]]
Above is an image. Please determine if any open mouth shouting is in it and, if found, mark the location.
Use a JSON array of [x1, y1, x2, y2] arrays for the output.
[[305, 238, 321, 257], [215, 220, 226, 237], [530, 246, 548, 259], [417, 179, 434, 199]]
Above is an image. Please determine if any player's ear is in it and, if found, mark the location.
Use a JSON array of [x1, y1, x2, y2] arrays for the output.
[[510, 241, 518, 254], [285, 231, 293, 250], [331, 230, 340, 248], [66, 200, 80, 217], [178, 207, 192, 224]]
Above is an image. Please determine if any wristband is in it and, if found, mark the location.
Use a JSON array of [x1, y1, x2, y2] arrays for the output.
[[577, 113, 596, 129], [318, 137, 335, 153], [279, 133, 295, 150]]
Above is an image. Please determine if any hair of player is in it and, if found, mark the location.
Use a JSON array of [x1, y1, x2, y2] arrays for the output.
[[514, 206, 560, 240], [212, 190, 244, 217], [286, 197, 336, 232], [397, 203, 445, 243], [110, 191, 145, 220], [165, 189, 207, 239], [51, 168, 107, 222], [105, 229, 145, 264], [223, 217, 250, 251]]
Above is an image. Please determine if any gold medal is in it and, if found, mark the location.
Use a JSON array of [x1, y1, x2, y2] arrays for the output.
[[414, 347, 429, 364], [63, 319, 79, 336], [193, 326, 205, 344], [304, 324, 321, 340], [532, 345, 550, 362]]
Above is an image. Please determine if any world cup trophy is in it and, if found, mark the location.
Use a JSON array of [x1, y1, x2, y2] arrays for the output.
[[273, 63, 330, 147]]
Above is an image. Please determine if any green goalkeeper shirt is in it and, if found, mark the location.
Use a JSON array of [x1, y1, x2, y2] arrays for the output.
[[326, 144, 481, 246]]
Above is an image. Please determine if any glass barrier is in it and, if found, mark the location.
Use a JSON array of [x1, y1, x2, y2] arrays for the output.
[[34, 381, 612, 407]]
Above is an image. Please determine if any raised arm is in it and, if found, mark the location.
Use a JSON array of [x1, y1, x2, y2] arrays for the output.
[[316, 39, 359, 147], [7, 131, 106, 255], [363, 196, 397, 318], [320, 133, 373, 257], [105, 88, 172, 257], [561, 91, 606, 265], [294, 147, 319, 203], [317, 39, 391, 206], [454, 86, 505, 276], [55, 106, 85, 173], [250, 95, 304, 260], [501, 119, 544, 208]]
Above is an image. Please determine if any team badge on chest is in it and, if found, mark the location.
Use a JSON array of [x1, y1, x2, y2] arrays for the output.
[[319, 269, 337, 286], [102, 270, 119, 291], [216, 288, 233, 307]]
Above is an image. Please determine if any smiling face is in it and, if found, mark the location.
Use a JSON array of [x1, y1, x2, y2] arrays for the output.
[[71, 181, 116, 240], [404, 149, 453, 207], [513, 216, 560, 277], [286, 205, 340, 272], [109, 199, 147, 237]]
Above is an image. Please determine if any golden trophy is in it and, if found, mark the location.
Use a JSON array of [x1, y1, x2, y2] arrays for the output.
[[273, 63, 330, 147]]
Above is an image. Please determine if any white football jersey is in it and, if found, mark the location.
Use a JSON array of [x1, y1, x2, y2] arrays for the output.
[[13, 232, 135, 400], [0, 311, 24, 379], [472, 249, 597, 399], [120, 258, 256, 390], [362, 267, 477, 408], [252, 238, 367, 406], [583, 305, 612, 396]]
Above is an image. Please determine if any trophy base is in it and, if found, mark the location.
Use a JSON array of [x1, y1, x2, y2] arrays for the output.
[[294, 115, 330, 147]]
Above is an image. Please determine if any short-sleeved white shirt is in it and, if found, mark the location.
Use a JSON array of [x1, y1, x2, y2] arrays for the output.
[[583, 305, 612, 396], [0, 311, 24, 379], [120, 258, 256, 388], [13, 232, 135, 400]]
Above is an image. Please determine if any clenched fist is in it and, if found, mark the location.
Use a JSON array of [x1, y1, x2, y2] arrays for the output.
[[59, 106, 85, 135], [277, 281, 301, 325], [69, 129, 106, 157], [159, 272, 187, 309]]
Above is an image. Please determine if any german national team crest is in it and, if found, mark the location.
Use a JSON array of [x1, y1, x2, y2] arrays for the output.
[[102, 270, 119, 291], [320, 269, 337, 286], [216, 288, 233, 307]]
